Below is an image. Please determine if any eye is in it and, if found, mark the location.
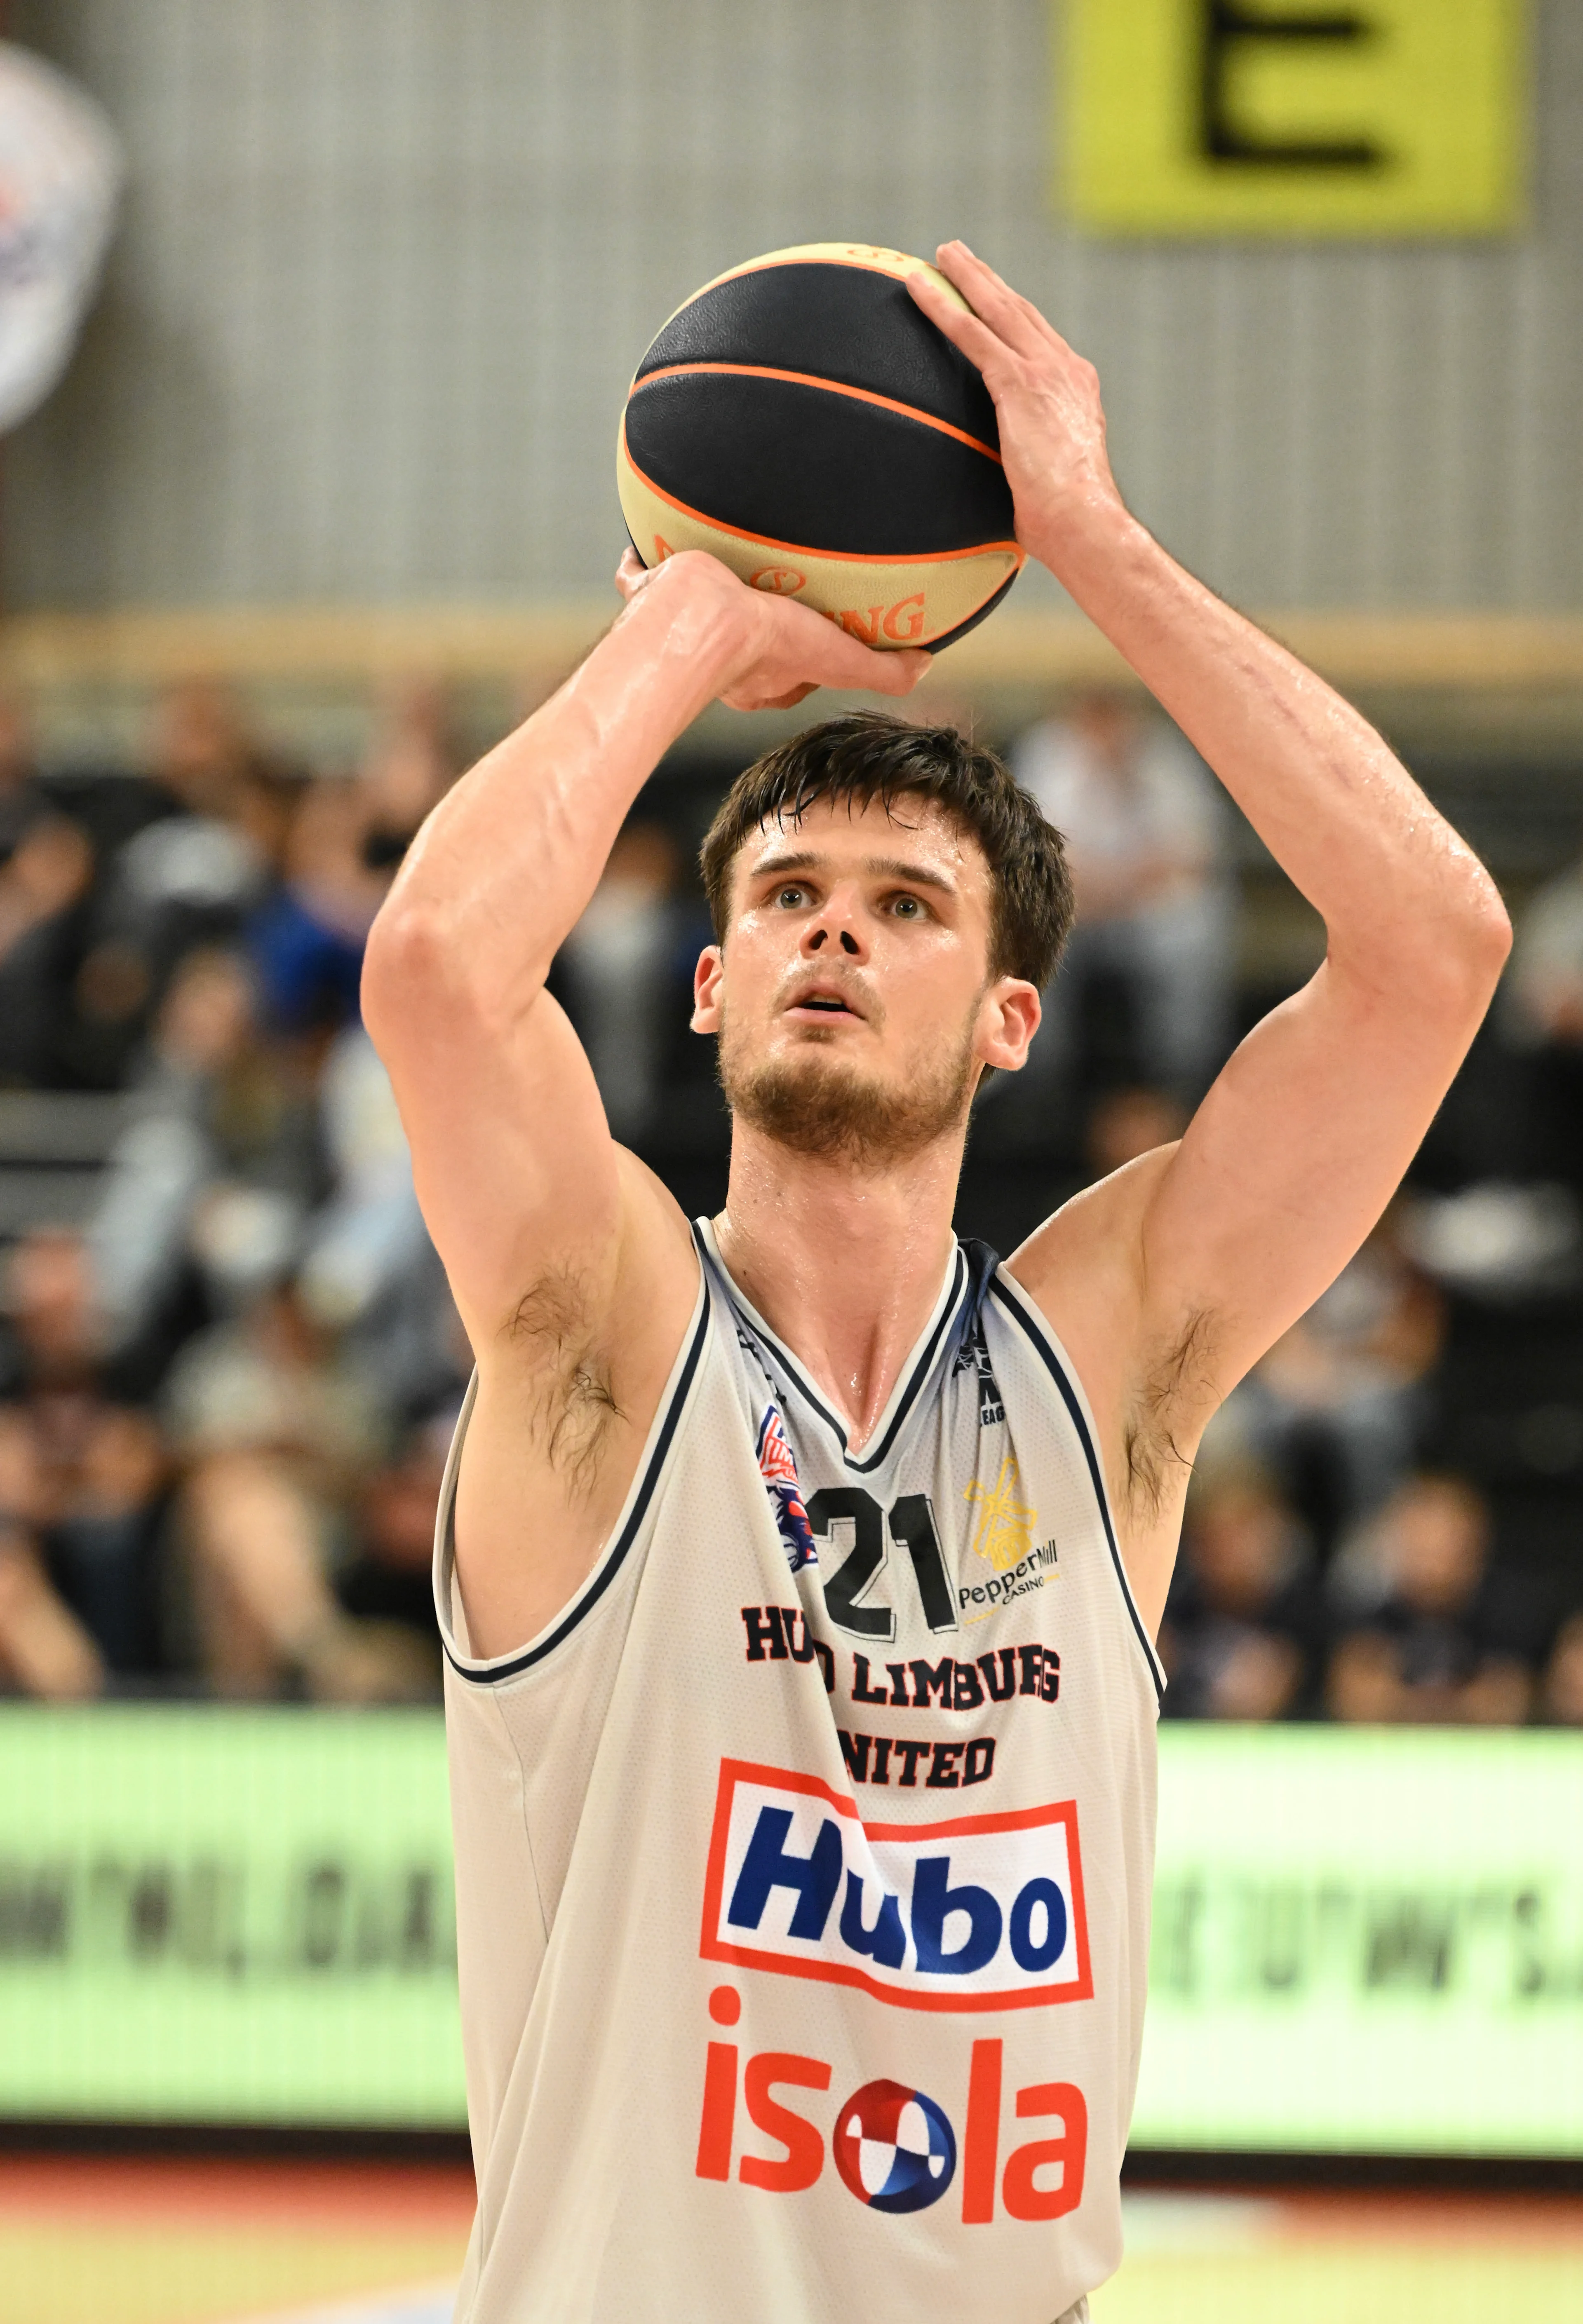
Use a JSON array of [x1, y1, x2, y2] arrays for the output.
[[890, 893, 925, 919], [774, 884, 808, 909]]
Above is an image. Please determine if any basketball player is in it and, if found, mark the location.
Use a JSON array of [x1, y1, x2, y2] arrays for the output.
[[363, 245, 1508, 2322]]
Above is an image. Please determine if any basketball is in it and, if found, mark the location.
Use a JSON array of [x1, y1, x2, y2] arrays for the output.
[[616, 242, 1024, 653]]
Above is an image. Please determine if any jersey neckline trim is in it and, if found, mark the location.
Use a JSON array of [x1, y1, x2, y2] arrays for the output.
[[988, 1268, 1167, 1707], [434, 1273, 711, 1687], [693, 1218, 968, 1475]]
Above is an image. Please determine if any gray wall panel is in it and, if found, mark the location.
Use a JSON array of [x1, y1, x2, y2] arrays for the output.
[[4, 0, 1580, 611]]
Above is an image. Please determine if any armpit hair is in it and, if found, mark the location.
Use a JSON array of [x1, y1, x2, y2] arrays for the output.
[[505, 1266, 623, 1496], [1121, 1306, 1218, 1522]]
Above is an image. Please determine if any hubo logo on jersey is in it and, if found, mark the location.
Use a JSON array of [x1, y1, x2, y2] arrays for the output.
[[700, 1761, 1092, 2010], [834, 2082, 956, 2210], [958, 1455, 1059, 1627], [756, 1402, 817, 1572]]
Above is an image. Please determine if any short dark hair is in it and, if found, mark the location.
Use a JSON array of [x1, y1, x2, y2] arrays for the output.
[[699, 711, 1073, 989]]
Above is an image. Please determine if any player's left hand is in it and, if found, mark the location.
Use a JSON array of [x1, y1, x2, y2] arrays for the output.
[[907, 241, 1127, 570]]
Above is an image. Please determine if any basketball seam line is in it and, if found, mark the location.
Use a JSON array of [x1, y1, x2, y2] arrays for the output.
[[650, 250, 965, 339], [619, 426, 1025, 571], [629, 363, 1003, 465]]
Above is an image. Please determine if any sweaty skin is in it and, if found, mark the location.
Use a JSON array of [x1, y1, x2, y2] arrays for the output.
[[363, 240, 1509, 1658]]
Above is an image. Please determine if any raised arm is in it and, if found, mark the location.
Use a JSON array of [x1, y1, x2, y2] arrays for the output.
[[363, 551, 926, 1653], [911, 244, 1510, 1627]]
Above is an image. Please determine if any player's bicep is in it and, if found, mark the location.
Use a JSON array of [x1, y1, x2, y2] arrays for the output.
[[1140, 959, 1479, 1392]]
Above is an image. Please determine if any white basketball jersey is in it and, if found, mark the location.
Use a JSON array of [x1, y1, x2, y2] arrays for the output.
[[434, 1222, 1163, 2324]]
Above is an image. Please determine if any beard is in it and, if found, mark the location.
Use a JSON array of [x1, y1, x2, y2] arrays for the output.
[[717, 1004, 979, 1167]]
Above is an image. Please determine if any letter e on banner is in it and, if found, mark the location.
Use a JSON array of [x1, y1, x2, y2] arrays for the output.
[[1063, 0, 1527, 236]]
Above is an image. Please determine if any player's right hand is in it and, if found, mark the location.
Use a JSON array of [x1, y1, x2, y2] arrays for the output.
[[907, 243, 1126, 577], [613, 547, 931, 712]]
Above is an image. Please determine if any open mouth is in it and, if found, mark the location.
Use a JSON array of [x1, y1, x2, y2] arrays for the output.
[[784, 980, 866, 1022]]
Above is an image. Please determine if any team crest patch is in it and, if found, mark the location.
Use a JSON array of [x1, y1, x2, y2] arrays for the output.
[[757, 1402, 817, 1572]]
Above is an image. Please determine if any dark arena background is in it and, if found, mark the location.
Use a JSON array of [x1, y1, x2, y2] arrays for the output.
[[0, 5, 1580, 2321]]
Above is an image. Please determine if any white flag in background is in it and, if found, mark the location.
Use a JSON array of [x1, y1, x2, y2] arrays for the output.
[[0, 41, 121, 432]]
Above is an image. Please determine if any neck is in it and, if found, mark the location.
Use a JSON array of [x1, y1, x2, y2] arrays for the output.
[[712, 1116, 965, 1452]]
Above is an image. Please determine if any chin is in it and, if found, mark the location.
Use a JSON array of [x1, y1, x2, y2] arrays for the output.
[[719, 1026, 973, 1167]]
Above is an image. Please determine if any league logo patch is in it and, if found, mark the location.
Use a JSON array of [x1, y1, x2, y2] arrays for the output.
[[952, 1319, 1005, 1426], [756, 1402, 817, 1572]]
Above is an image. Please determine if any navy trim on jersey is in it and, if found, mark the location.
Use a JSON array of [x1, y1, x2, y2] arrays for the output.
[[988, 1272, 1167, 1706], [440, 1295, 711, 1687], [695, 1225, 968, 1476]]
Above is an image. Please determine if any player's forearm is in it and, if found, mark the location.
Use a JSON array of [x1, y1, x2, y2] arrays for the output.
[[364, 562, 745, 1030], [1040, 502, 1510, 997]]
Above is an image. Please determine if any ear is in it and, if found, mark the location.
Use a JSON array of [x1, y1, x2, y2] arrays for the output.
[[978, 977, 1041, 1074], [692, 943, 724, 1034]]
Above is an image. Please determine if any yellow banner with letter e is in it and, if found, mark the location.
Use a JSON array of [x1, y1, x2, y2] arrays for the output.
[[1062, 0, 1527, 236]]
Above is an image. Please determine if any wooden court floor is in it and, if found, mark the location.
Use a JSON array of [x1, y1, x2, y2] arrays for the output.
[[2, 2157, 1579, 2324]]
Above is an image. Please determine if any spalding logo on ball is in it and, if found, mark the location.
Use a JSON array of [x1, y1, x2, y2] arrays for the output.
[[617, 243, 1023, 653]]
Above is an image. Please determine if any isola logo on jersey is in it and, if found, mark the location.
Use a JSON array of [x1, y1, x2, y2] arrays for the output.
[[700, 1760, 1091, 2011], [695, 1985, 1087, 2226]]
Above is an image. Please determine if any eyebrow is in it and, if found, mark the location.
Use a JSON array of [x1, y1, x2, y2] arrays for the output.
[[749, 848, 959, 896]]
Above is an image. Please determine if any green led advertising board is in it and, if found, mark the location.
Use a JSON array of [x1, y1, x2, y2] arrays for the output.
[[1141, 1724, 1583, 2155], [0, 1707, 1579, 2152], [0, 1706, 463, 2128]]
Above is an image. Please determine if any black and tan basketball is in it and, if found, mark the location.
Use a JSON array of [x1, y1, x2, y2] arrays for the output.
[[616, 242, 1024, 652]]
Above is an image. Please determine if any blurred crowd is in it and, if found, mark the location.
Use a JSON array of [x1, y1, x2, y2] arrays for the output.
[[0, 676, 1578, 1726], [0, 678, 465, 1703]]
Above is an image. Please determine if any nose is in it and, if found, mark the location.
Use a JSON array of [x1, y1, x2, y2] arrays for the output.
[[802, 883, 866, 960]]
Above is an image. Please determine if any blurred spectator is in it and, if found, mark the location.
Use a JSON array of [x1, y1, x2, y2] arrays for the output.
[[1539, 1612, 1583, 1725], [335, 1411, 453, 1668], [72, 679, 296, 1082], [1506, 850, 1583, 1191], [1015, 688, 1233, 1105], [357, 678, 457, 866], [1208, 1212, 1445, 1557], [1085, 1084, 1187, 1177], [0, 689, 46, 855], [1327, 1474, 1547, 1725], [298, 1020, 466, 1420], [0, 807, 95, 1082], [247, 778, 385, 1034], [1159, 1463, 1327, 1720], [559, 818, 680, 1144], [164, 1280, 432, 1701], [247, 689, 454, 1035], [90, 947, 323, 1369], [0, 1229, 167, 1697]]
